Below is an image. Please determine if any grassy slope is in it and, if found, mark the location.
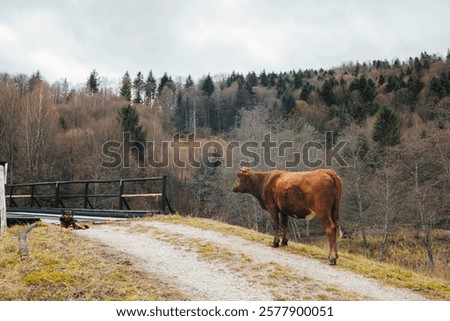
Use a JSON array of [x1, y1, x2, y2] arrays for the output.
[[1, 216, 448, 300], [0, 222, 187, 301]]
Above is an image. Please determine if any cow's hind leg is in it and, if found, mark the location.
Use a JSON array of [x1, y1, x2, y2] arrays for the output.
[[325, 225, 338, 265], [318, 213, 338, 265], [281, 214, 289, 246]]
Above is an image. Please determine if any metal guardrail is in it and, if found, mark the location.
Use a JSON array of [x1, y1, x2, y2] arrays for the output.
[[6, 176, 173, 214]]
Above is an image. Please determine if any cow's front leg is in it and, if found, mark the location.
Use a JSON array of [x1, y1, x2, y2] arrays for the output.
[[281, 214, 289, 246], [270, 210, 280, 247]]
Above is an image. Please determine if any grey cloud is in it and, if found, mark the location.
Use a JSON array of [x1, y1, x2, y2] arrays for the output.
[[1, 0, 449, 84]]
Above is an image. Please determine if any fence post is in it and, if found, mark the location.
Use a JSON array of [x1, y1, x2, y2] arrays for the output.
[[55, 182, 60, 207], [161, 175, 167, 213], [83, 182, 89, 209], [119, 180, 124, 210], [0, 165, 7, 235], [30, 185, 35, 208], [8, 185, 14, 207]]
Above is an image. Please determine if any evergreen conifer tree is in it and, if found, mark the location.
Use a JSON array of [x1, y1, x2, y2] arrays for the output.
[[27, 70, 43, 92], [86, 69, 100, 94], [201, 74, 215, 98], [133, 71, 144, 104], [184, 75, 194, 88], [120, 105, 147, 143], [373, 106, 401, 147], [120, 71, 132, 102], [158, 72, 171, 95], [320, 79, 336, 106], [294, 70, 303, 89], [145, 70, 157, 103], [246, 71, 258, 87], [259, 70, 268, 87], [362, 78, 377, 103], [300, 82, 313, 101], [281, 92, 296, 117]]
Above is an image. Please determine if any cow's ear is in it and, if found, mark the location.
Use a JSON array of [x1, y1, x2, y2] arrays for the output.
[[240, 166, 251, 173]]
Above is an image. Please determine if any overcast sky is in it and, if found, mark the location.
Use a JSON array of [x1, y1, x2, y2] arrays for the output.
[[1, 0, 449, 86]]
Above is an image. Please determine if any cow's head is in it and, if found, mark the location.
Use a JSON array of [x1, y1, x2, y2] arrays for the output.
[[232, 167, 252, 193]]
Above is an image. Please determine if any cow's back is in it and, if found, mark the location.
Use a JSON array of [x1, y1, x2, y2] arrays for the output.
[[269, 169, 338, 218]]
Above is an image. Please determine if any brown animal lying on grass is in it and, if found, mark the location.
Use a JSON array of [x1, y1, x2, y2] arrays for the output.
[[59, 210, 89, 230]]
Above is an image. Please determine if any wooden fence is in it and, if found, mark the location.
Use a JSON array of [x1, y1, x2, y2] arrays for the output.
[[6, 176, 173, 213]]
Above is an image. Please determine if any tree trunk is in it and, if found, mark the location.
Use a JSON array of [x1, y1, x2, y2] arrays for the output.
[[379, 171, 390, 261], [379, 217, 388, 261], [414, 163, 435, 271], [424, 227, 435, 271], [355, 174, 368, 247], [0, 166, 7, 235]]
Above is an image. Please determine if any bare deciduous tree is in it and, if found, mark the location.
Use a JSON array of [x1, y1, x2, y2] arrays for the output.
[[341, 124, 371, 247]]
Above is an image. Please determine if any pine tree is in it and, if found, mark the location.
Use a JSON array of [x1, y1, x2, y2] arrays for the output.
[[158, 72, 171, 95], [133, 71, 144, 104], [349, 78, 360, 92], [184, 75, 194, 88], [407, 76, 424, 96], [281, 91, 296, 117], [276, 73, 287, 98], [201, 74, 215, 98], [267, 72, 277, 88], [120, 71, 132, 102], [62, 78, 70, 101], [362, 78, 377, 103], [300, 82, 313, 101], [226, 71, 237, 87], [120, 105, 147, 143], [387, 75, 400, 92], [145, 70, 156, 103], [320, 79, 336, 106], [119, 105, 147, 163], [259, 70, 268, 87], [86, 69, 100, 94], [246, 71, 258, 87], [373, 106, 401, 147], [294, 70, 304, 89], [28, 70, 42, 91]]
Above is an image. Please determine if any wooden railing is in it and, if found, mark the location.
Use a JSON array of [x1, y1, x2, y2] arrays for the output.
[[6, 176, 173, 213]]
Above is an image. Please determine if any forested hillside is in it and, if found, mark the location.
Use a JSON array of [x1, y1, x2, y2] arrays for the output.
[[1, 51, 449, 271]]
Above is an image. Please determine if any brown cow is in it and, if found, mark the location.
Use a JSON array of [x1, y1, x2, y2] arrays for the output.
[[232, 167, 343, 265]]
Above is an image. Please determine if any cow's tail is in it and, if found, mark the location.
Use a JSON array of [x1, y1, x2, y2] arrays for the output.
[[330, 171, 343, 239]]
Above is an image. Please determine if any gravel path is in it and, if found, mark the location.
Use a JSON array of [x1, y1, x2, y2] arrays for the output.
[[78, 220, 426, 301]]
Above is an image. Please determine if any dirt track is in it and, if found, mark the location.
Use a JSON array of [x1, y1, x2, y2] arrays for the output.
[[78, 220, 426, 301]]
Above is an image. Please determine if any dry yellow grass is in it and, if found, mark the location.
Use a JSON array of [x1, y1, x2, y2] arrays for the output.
[[2, 215, 449, 301], [148, 214, 450, 300], [319, 229, 450, 279], [0, 222, 188, 301]]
